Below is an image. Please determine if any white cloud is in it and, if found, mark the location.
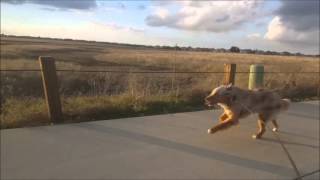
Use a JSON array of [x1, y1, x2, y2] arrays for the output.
[[1, 20, 172, 46], [90, 22, 145, 34], [264, 16, 319, 46], [264, 16, 284, 40], [263, 1, 319, 53], [146, 0, 264, 33], [247, 33, 261, 39], [154, 7, 170, 19]]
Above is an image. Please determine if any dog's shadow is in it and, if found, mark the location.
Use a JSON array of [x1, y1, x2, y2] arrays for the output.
[[73, 123, 295, 177]]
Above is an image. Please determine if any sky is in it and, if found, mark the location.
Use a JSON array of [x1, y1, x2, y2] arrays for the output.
[[1, 0, 319, 54]]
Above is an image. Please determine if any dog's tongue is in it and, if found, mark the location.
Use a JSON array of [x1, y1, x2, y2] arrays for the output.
[[206, 104, 220, 109]]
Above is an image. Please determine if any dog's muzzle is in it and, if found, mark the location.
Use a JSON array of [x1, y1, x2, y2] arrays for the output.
[[205, 99, 212, 107], [205, 98, 218, 109]]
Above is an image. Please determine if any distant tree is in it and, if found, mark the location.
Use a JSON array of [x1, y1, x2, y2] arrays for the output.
[[265, 51, 276, 55], [216, 48, 227, 53], [240, 49, 254, 54], [230, 46, 240, 53], [186, 46, 192, 51], [175, 46, 182, 51], [195, 47, 202, 51], [281, 51, 291, 56]]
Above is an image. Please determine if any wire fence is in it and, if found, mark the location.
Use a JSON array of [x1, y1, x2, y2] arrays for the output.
[[0, 69, 319, 74], [1, 63, 319, 128], [1, 67, 319, 100]]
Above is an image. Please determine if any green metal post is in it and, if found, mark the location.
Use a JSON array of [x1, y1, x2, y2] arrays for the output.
[[248, 64, 264, 89]]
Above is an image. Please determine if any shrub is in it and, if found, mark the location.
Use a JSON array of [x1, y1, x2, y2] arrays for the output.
[[230, 46, 240, 53]]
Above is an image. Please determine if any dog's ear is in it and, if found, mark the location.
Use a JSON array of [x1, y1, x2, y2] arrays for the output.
[[226, 83, 233, 90]]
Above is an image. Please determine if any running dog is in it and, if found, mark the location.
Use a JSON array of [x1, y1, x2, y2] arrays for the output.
[[205, 84, 290, 139]]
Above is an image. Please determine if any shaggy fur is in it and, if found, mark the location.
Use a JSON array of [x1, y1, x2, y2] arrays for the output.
[[205, 84, 290, 139]]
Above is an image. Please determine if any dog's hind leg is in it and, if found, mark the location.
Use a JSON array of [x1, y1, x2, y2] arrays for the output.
[[271, 119, 279, 132], [252, 120, 266, 139], [252, 114, 267, 139]]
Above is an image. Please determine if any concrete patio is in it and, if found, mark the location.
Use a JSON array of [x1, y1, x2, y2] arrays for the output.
[[1, 101, 319, 179]]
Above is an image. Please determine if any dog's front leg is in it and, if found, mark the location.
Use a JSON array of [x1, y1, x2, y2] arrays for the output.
[[219, 113, 229, 122], [208, 116, 239, 134]]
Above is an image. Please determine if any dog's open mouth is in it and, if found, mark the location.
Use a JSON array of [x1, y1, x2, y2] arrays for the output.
[[205, 100, 219, 109], [205, 102, 213, 107], [205, 99, 211, 106]]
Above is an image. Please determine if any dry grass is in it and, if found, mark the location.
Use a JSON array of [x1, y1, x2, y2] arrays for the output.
[[1, 36, 319, 129], [1, 92, 205, 129], [2, 36, 318, 72]]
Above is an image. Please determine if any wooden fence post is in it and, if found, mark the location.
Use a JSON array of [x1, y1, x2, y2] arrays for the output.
[[248, 64, 264, 90], [39, 56, 63, 123], [223, 64, 236, 85]]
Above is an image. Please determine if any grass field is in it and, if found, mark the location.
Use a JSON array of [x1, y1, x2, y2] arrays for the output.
[[1, 36, 319, 128]]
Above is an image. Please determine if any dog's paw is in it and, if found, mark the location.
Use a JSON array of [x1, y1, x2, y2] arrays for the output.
[[207, 129, 214, 134], [272, 128, 278, 132], [252, 134, 261, 139]]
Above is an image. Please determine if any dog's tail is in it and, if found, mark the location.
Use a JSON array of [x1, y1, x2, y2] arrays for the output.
[[280, 99, 290, 111]]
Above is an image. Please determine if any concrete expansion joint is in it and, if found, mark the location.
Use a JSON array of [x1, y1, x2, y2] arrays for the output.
[[267, 125, 301, 179]]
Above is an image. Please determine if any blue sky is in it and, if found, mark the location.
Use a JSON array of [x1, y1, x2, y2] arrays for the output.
[[1, 0, 319, 54]]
